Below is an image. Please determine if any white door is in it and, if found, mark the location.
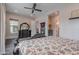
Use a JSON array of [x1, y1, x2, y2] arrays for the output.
[[31, 20, 36, 36]]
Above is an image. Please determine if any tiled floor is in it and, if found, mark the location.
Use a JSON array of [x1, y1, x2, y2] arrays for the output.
[[5, 38, 31, 55], [5, 39, 16, 55]]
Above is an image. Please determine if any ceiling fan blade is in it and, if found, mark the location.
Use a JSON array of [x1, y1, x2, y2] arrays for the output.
[[32, 9, 34, 13], [32, 3, 36, 13], [32, 3, 36, 9], [35, 9, 42, 12], [24, 7, 32, 9]]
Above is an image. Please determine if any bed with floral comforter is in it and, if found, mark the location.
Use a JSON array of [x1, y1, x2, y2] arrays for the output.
[[15, 36, 79, 55]]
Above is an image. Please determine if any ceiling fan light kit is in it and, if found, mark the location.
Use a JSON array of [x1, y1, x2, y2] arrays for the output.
[[24, 3, 42, 14]]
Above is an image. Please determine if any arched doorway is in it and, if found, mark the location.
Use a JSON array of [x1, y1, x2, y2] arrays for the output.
[[48, 11, 60, 37]]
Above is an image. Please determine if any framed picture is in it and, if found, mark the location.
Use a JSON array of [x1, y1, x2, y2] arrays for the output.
[[71, 9, 79, 18], [40, 22, 45, 34]]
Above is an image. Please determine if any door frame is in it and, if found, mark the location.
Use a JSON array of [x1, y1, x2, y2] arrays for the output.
[[48, 10, 60, 37]]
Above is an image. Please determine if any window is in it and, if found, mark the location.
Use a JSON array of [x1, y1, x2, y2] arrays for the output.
[[10, 19, 18, 33]]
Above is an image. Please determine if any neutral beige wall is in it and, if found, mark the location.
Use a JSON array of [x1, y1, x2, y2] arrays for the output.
[[6, 12, 32, 39], [0, 4, 1, 51], [0, 3, 6, 54], [59, 4, 79, 40]]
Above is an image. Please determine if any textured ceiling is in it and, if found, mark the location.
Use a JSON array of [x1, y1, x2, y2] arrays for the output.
[[6, 3, 73, 18]]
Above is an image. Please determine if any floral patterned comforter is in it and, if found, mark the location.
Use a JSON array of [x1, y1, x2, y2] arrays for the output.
[[16, 36, 79, 55]]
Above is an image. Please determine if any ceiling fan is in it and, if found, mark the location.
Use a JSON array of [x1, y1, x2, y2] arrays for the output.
[[24, 3, 42, 14]]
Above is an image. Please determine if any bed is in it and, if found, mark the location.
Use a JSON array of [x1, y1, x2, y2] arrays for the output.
[[14, 36, 79, 55]]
